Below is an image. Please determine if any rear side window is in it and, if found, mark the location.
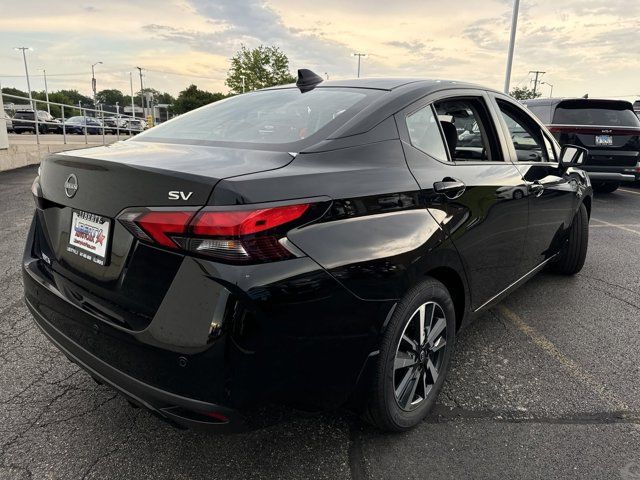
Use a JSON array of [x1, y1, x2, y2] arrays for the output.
[[525, 104, 553, 124], [405, 104, 448, 161], [137, 87, 379, 147], [434, 97, 502, 162], [553, 100, 640, 127]]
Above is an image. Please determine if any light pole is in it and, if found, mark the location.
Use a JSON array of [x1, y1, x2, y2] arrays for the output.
[[14, 47, 33, 108], [240, 75, 246, 93], [352, 53, 367, 78], [136, 66, 144, 118], [91, 61, 102, 109], [503, 0, 520, 93], [129, 72, 135, 119], [541, 81, 554, 98], [39, 68, 50, 114]]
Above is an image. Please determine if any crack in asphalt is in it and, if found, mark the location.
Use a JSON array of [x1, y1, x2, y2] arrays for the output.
[[427, 406, 640, 425]]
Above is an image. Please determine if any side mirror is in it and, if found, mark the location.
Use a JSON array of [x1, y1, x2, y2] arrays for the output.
[[559, 144, 588, 168]]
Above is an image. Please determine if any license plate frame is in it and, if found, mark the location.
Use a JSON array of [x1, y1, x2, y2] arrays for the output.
[[67, 210, 111, 266], [595, 134, 613, 146]]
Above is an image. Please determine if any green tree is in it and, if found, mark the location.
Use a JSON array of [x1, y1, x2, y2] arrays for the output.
[[96, 89, 125, 106], [509, 86, 542, 100], [1, 87, 29, 99], [171, 84, 226, 115], [225, 45, 296, 94]]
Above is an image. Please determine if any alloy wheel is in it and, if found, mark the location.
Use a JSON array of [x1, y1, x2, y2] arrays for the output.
[[393, 301, 448, 411]]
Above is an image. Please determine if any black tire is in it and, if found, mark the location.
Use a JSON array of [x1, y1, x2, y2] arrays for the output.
[[593, 182, 619, 193], [366, 278, 456, 432], [552, 202, 588, 275]]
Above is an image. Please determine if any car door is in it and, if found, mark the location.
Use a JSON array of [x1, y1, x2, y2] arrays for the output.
[[490, 94, 578, 271], [396, 89, 530, 311]]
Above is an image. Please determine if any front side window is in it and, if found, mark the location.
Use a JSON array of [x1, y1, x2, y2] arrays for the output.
[[498, 100, 554, 162], [137, 87, 380, 148], [405, 104, 448, 161]]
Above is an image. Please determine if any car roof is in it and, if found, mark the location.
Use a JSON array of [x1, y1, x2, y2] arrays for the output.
[[268, 77, 490, 92], [523, 97, 635, 108]]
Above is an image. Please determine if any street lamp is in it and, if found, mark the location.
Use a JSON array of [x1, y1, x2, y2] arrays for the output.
[[503, 0, 520, 93], [91, 61, 102, 108], [14, 47, 34, 107], [352, 53, 367, 78], [540, 81, 554, 98], [38, 68, 50, 114]]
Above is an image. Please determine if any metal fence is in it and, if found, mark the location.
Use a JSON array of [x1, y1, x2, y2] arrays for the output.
[[2, 92, 147, 146]]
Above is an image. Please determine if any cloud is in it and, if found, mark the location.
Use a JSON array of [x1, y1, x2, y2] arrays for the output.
[[143, 0, 355, 75]]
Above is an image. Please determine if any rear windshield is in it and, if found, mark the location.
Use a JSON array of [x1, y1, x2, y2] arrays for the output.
[[553, 100, 640, 127], [136, 87, 380, 148]]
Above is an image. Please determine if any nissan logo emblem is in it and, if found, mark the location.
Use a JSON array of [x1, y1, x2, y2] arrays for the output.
[[64, 174, 78, 198]]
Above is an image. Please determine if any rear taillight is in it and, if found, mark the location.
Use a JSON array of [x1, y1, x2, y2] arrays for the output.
[[118, 203, 317, 263]]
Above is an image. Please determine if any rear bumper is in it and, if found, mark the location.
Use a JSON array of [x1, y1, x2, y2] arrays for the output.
[[581, 165, 639, 183], [25, 287, 245, 431]]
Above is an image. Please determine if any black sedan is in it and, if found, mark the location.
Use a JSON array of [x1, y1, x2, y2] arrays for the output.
[[24, 70, 592, 432], [62, 116, 103, 135]]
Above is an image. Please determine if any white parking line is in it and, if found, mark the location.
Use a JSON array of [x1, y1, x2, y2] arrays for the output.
[[619, 189, 640, 196], [591, 218, 640, 236]]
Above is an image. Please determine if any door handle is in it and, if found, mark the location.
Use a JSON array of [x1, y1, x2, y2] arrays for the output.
[[528, 181, 544, 197], [434, 178, 466, 199]]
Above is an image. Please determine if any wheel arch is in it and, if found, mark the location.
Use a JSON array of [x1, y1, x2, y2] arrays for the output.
[[582, 195, 592, 219], [424, 266, 466, 331]]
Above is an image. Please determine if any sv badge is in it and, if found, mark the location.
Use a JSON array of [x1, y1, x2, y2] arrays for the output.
[[168, 191, 194, 201]]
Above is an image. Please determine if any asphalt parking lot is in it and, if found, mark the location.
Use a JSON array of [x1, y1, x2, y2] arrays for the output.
[[1, 165, 639, 479]]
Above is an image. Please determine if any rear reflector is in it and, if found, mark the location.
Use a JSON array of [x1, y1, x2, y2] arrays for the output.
[[118, 203, 315, 263]]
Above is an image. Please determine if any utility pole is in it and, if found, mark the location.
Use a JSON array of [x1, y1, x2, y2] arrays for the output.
[[40, 68, 50, 114], [136, 66, 144, 118], [503, 0, 520, 93], [91, 61, 102, 109], [14, 47, 33, 108], [240, 75, 246, 93], [129, 72, 135, 119], [352, 53, 367, 78], [529, 70, 546, 96]]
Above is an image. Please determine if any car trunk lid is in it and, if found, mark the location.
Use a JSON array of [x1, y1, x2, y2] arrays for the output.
[[36, 140, 294, 295]]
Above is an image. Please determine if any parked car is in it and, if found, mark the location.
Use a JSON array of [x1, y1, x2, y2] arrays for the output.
[[12, 109, 61, 134], [62, 116, 103, 135], [523, 98, 640, 193], [24, 71, 592, 433], [125, 118, 147, 132], [4, 112, 13, 133], [103, 116, 128, 134]]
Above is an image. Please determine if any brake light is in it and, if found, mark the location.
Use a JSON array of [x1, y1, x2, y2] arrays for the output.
[[118, 203, 314, 263], [137, 210, 195, 248], [192, 205, 309, 236]]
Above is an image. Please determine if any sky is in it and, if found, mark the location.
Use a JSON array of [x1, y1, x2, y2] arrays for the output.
[[0, 0, 638, 100]]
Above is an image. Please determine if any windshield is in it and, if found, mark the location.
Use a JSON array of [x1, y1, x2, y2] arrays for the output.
[[137, 87, 380, 148], [553, 100, 640, 127]]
